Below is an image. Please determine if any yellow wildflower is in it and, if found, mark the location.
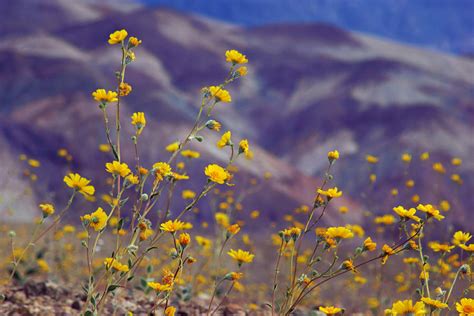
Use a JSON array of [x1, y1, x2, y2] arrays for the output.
[[92, 89, 118, 103], [236, 66, 247, 76], [225, 49, 248, 64], [209, 86, 231, 103], [317, 187, 343, 199], [451, 157, 462, 166], [456, 298, 474, 315], [119, 82, 132, 96], [37, 259, 50, 273], [390, 300, 425, 315], [153, 162, 172, 181], [432, 162, 446, 174], [129, 36, 142, 47], [319, 306, 342, 315], [366, 155, 379, 164], [160, 219, 187, 233], [181, 150, 200, 159], [205, 164, 230, 184], [239, 139, 253, 159], [363, 237, 377, 251], [166, 141, 180, 152], [64, 173, 95, 196], [104, 257, 129, 272], [416, 204, 444, 221], [108, 29, 128, 44], [131, 112, 146, 134], [326, 227, 354, 240], [147, 281, 172, 292], [421, 297, 448, 310], [428, 242, 455, 253], [393, 206, 420, 222], [105, 161, 131, 177], [164, 306, 176, 316], [81, 207, 107, 231], [39, 203, 55, 217], [227, 249, 254, 265], [452, 231, 472, 246], [181, 190, 196, 200], [217, 131, 232, 148]]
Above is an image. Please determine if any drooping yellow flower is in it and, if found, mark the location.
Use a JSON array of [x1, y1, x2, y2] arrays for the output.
[[421, 297, 448, 310], [160, 219, 187, 233], [227, 249, 254, 265], [81, 207, 108, 231], [209, 86, 232, 103], [92, 89, 118, 103], [416, 204, 444, 221], [131, 112, 146, 134], [381, 244, 395, 265], [239, 139, 253, 159], [153, 162, 172, 181], [105, 161, 131, 177], [393, 206, 421, 222], [342, 259, 357, 272], [225, 49, 248, 64], [64, 173, 95, 196], [317, 187, 343, 199], [205, 164, 230, 184], [217, 131, 232, 148], [390, 300, 425, 315], [319, 306, 343, 315], [456, 298, 474, 315], [326, 227, 354, 240], [104, 257, 130, 273], [166, 141, 180, 152], [108, 29, 128, 45], [363, 237, 377, 251], [39, 203, 55, 217]]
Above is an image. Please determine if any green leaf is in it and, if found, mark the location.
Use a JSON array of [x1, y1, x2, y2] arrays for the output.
[[107, 285, 120, 293]]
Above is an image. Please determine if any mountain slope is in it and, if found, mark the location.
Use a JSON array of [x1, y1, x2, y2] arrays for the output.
[[0, 3, 472, 227]]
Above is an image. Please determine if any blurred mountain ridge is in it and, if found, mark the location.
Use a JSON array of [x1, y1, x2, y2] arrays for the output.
[[0, 0, 472, 229]]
